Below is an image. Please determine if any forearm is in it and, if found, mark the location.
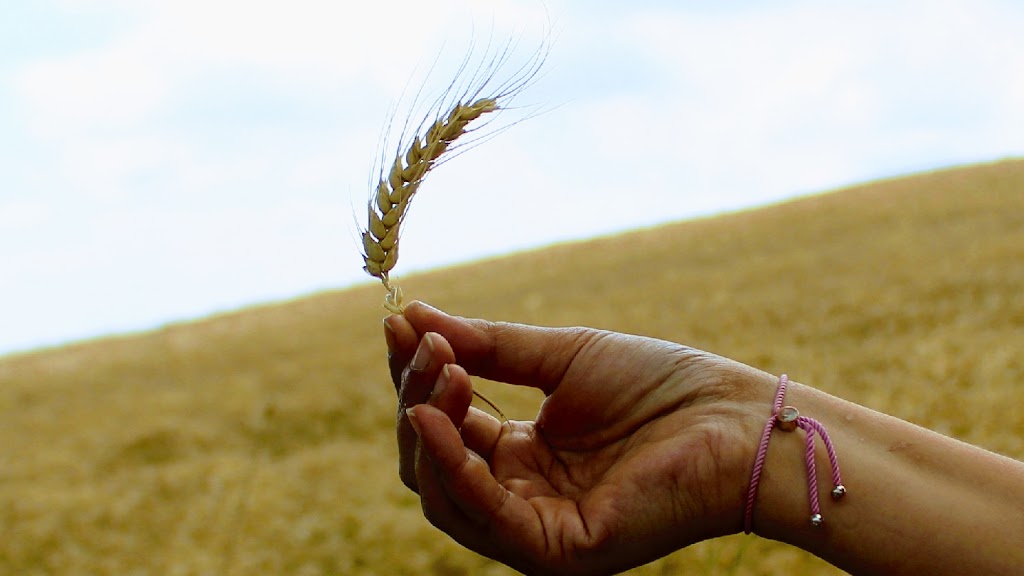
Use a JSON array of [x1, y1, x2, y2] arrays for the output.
[[750, 379, 1024, 575]]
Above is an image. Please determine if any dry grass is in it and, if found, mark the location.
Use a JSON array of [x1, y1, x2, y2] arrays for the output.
[[1, 159, 1022, 575]]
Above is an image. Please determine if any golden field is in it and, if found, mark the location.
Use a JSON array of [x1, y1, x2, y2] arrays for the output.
[[1, 159, 1022, 575]]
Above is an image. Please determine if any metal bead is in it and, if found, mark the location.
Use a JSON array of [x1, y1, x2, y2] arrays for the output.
[[810, 514, 823, 527], [832, 485, 847, 499], [775, 406, 800, 432]]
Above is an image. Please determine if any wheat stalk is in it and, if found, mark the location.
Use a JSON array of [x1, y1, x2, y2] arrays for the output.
[[361, 97, 500, 313]]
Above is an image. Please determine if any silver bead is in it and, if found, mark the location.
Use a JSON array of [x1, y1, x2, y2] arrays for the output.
[[811, 514, 823, 527], [832, 485, 846, 499], [775, 406, 800, 432]]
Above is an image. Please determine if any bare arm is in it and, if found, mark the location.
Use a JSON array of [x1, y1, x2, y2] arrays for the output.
[[751, 378, 1024, 575]]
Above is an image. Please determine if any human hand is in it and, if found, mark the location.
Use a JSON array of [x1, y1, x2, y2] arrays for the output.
[[386, 302, 776, 575]]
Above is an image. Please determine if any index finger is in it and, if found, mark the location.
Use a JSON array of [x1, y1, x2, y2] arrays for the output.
[[385, 313, 419, 392], [402, 301, 601, 395]]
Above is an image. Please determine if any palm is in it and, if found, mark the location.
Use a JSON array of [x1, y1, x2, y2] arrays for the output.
[[483, 384, 745, 571]]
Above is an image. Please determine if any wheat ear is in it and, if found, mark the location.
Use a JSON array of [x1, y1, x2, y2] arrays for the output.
[[362, 98, 505, 420], [361, 36, 547, 421], [361, 98, 508, 422], [361, 97, 499, 314]]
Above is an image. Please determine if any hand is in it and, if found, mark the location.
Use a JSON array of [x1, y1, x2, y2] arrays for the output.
[[386, 302, 775, 575]]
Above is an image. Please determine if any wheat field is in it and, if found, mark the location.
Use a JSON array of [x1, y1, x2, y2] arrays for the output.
[[1, 159, 1022, 575]]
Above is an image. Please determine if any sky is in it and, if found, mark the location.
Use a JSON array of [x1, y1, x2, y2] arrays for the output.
[[2, 0, 1023, 356]]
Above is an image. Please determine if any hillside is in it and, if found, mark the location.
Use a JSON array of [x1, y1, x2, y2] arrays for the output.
[[1, 159, 1022, 575]]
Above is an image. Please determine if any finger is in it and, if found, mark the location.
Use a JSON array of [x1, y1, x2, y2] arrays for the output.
[[397, 332, 456, 492], [427, 364, 473, 430], [384, 314, 418, 392], [403, 301, 599, 395], [409, 409, 507, 563], [410, 403, 549, 554], [410, 403, 512, 526], [435, 363, 504, 460], [399, 333, 457, 408], [417, 360, 503, 461], [461, 406, 503, 462]]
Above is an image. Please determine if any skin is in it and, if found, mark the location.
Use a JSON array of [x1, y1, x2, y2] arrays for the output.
[[385, 301, 1024, 575]]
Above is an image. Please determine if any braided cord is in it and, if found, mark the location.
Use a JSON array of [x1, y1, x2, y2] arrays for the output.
[[743, 375, 845, 534]]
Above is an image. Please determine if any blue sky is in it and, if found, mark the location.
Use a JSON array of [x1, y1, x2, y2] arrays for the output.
[[2, 0, 1023, 355]]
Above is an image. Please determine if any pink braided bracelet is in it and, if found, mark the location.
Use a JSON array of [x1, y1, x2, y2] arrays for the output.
[[743, 374, 846, 534]]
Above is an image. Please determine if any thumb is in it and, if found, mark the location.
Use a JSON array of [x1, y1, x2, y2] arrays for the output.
[[402, 301, 599, 395]]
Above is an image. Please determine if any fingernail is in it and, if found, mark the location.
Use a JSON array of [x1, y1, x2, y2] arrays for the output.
[[410, 333, 434, 371], [383, 317, 397, 354], [411, 301, 447, 316], [430, 365, 451, 404], [405, 407, 422, 436]]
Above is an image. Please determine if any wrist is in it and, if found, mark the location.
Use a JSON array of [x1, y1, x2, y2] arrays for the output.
[[707, 364, 786, 535], [743, 377, 1024, 574], [661, 360, 783, 540]]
